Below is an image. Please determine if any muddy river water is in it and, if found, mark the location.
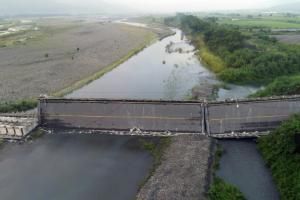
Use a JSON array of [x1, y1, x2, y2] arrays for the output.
[[0, 26, 278, 199]]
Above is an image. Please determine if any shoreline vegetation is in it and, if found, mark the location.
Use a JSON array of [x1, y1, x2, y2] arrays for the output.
[[258, 115, 300, 199], [208, 143, 246, 200], [165, 14, 300, 97], [137, 137, 171, 190], [0, 25, 159, 113], [250, 75, 300, 97], [0, 99, 38, 113]]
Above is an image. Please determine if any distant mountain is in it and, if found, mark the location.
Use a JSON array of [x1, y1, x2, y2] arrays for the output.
[[266, 2, 300, 13]]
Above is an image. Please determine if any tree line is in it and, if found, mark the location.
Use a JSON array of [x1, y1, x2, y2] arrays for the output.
[[165, 14, 300, 85]]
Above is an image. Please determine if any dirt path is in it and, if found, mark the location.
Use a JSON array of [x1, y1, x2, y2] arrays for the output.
[[0, 21, 155, 101], [137, 135, 212, 200]]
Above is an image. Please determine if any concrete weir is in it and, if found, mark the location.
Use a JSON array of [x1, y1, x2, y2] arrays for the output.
[[39, 96, 300, 138], [0, 116, 38, 139], [1, 95, 300, 139]]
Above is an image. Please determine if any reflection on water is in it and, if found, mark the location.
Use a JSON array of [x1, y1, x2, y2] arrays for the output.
[[69, 28, 258, 100], [0, 135, 152, 200], [217, 140, 279, 200], [68, 29, 217, 100]]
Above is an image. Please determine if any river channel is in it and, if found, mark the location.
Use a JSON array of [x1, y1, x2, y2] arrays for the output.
[[0, 24, 278, 199], [68, 29, 258, 100]]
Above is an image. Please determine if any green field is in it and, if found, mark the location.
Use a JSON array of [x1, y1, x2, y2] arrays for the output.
[[220, 16, 300, 29]]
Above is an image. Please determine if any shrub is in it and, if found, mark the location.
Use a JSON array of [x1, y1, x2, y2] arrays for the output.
[[208, 177, 246, 200], [0, 99, 38, 113], [258, 115, 300, 200], [251, 75, 300, 97]]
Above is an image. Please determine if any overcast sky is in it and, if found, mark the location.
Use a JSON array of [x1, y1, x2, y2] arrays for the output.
[[1, 0, 300, 15], [101, 0, 298, 12]]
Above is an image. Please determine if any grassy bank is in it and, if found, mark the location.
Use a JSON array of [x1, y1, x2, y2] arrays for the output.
[[0, 99, 37, 113], [209, 177, 246, 200], [208, 143, 246, 200], [53, 32, 156, 97], [138, 137, 172, 189], [258, 115, 300, 200], [191, 34, 226, 74], [251, 75, 300, 97]]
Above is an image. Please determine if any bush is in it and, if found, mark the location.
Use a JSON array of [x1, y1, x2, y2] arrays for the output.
[[199, 48, 226, 73], [251, 75, 300, 97], [168, 14, 300, 85], [208, 177, 246, 200], [258, 115, 300, 200], [0, 99, 38, 113]]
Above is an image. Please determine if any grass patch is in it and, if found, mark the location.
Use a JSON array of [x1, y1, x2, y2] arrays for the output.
[[28, 128, 45, 140], [53, 32, 157, 97], [220, 19, 300, 29], [212, 144, 223, 172], [208, 143, 246, 200], [192, 35, 226, 74], [250, 75, 300, 97], [199, 48, 226, 74], [208, 177, 246, 200], [0, 99, 38, 113], [138, 137, 172, 189], [258, 115, 300, 200]]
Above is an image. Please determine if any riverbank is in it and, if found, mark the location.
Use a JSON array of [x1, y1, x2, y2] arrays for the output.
[[0, 19, 157, 103], [137, 135, 212, 200], [258, 115, 300, 200]]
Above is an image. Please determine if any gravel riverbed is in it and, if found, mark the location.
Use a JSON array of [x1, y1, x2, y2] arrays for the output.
[[137, 135, 212, 200]]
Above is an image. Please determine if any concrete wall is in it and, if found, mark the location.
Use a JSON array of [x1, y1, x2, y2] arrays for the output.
[[40, 99, 204, 133], [0, 117, 38, 139], [39, 96, 300, 136], [206, 97, 300, 135]]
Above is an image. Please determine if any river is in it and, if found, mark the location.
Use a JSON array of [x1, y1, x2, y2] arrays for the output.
[[0, 135, 153, 200], [0, 25, 277, 200], [217, 140, 279, 200], [68, 29, 259, 100]]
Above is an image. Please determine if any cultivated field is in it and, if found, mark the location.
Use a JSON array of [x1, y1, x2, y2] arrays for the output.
[[273, 34, 300, 44], [220, 15, 300, 29], [0, 18, 156, 102]]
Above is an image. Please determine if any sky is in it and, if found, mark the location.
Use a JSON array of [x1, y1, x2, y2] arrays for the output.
[[100, 0, 299, 12], [0, 0, 300, 15]]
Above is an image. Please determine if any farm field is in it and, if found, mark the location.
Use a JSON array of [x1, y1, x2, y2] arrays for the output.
[[273, 34, 300, 44], [219, 16, 300, 29]]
